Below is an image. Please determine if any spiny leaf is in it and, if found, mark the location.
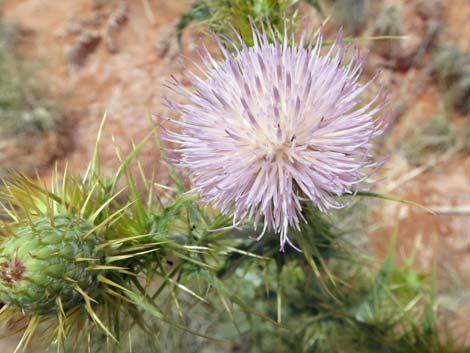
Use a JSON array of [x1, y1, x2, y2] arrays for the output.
[[124, 289, 227, 343], [84, 112, 107, 185], [358, 191, 435, 214]]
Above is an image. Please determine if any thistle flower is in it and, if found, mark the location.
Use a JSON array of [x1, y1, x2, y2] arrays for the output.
[[165, 21, 389, 250]]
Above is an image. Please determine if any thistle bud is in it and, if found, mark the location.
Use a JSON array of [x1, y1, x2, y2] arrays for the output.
[[0, 215, 100, 314]]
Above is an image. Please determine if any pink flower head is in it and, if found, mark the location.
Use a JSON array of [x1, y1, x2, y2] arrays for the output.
[[164, 20, 389, 251]]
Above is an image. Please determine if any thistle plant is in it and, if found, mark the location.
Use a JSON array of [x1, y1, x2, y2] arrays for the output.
[[1, 5, 468, 352], [0, 148, 140, 352], [0, 120, 277, 352], [164, 20, 389, 250]]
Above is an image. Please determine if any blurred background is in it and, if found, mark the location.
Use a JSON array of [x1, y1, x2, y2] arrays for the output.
[[0, 0, 468, 351]]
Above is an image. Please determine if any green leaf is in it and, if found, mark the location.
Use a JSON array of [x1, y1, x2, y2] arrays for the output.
[[358, 191, 434, 214]]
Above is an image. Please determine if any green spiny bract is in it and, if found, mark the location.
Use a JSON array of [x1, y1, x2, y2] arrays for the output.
[[0, 215, 100, 314]]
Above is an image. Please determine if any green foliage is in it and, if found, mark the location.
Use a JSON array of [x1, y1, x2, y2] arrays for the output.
[[94, 231, 468, 353], [402, 114, 455, 165], [176, 1, 397, 56], [431, 44, 470, 115], [177, 0, 307, 46], [0, 18, 58, 137], [447, 74, 470, 116], [373, 5, 403, 38], [304, 0, 324, 15], [233, 239, 423, 353], [327, 0, 370, 34]]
